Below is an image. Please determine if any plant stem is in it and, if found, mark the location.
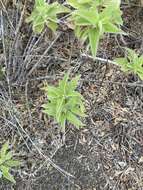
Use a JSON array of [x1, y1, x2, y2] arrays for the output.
[[81, 53, 118, 65]]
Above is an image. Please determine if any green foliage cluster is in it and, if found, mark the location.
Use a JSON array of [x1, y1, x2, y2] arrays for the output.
[[26, 0, 143, 131], [2, 0, 143, 185], [67, 0, 123, 57], [0, 141, 20, 183], [26, 0, 69, 33], [115, 48, 143, 80], [27, 0, 123, 57], [42, 73, 86, 130]]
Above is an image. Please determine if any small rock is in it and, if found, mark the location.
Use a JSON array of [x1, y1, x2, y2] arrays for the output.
[[118, 161, 127, 168], [138, 156, 143, 163]]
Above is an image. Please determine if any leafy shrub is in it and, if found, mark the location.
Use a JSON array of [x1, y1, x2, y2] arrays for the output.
[[26, 0, 123, 57], [26, 0, 69, 33], [115, 48, 143, 80], [0, 141, 20, 183], [67, 0, 123, 57], [42, 73, 86, 130]]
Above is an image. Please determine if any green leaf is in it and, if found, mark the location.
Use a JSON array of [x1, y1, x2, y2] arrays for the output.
[[104, 0, 121, 8], [6, 160, 21, 167], [125, 48, 138, 62], [75, 8, 99, 25], [59, 113, 67, 129], [114, 48, 143, 80], [0, 166, 16, 183], [59, 73, 69, 94], [74, 26, 89, 42], [68, 75, 80, 91], [33, 23, 44, 33], [42, 103, 56, 117], [57, 4, 71, 14], [56, 98, 65, 122], [78, 0, 93, 4], [67, 112, 84, 129], [0, 142, 21, 184], [103, 23, 123, 34], [71, 106, 87, 117], [5, 152, 13, 161], [74, 17, 93, 26], [35, 0, 45, 7], [48, 21, 58, 32], [0, 141, 9, 159], [43, 85, 62, 100], [67, 0, 90, 9], [67, 89, 81, 96], [88, 28, 100, 58], [114, 58, 129, 71]]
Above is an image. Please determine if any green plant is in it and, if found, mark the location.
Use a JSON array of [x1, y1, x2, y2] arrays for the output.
[[42, 73, 86, 130], [0, 141, 20, 183], [67, 0, 123, 57], [114, 48, 143, 80], [26, 0, 123, 57], [66, 0, 119, 9], [26, 0, 69, 33]]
